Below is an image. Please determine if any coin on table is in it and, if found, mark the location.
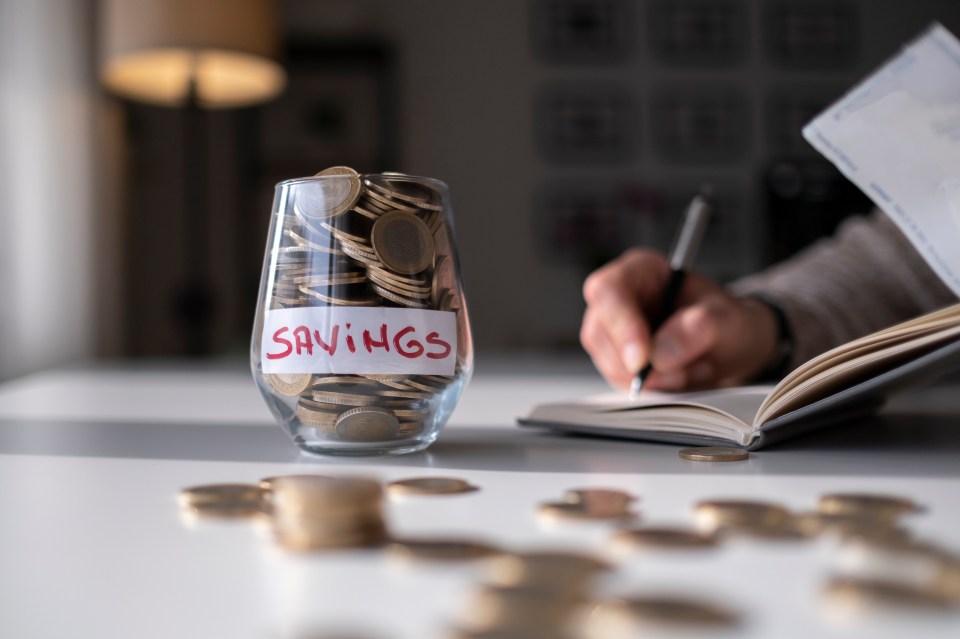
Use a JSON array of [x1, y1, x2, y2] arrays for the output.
[[565, 488, 635, 512], [793, 511, 910, 542], [679, 447, 749, 462], [461, 584, 584, 632], [612, 526, 717, 551], [387, 476, 478, 495], [295, 166, 362, 220], [589, 596, 741, 628], [693, 499, 792, 532], [823, 576, 959, 611], [538, 501, 636, 522], [485, 550, 611, 591], [371, 210, 435, 275], [387, 537, 503, 563], [179, 483, 265, 508], [260, 474, 334, 492], [334, 406, 400, 442], [264, 372, 313, 396], [818, 493, 920, 521]]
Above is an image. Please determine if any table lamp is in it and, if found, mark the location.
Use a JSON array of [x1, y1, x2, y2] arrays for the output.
[[99, 0, 287, 354]]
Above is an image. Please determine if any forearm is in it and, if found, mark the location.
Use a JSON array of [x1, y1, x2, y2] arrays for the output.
[[731, 211, 956, 371]]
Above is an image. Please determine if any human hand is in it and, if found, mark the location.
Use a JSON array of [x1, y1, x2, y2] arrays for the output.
[[580, 248, 781, 391]]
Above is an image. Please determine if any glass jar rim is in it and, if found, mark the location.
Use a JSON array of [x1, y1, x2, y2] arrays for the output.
[[277, 173, 448, 190]]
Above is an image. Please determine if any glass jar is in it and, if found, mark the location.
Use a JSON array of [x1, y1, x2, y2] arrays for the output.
[[251, 168, 473, 456]]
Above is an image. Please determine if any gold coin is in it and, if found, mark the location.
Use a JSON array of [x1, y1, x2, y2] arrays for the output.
[[260, 474, 333, 492], [565, 488, 635, 512], [367, 264, 428, 287], [320, 221, 372, 248], [371, 283, 430, 309], [334, 406, 400, 441], [368, 274, 432, 300], [312, 391, 381, 407], [283, 228, 342, 254], [295, 403, 339, 431], [340, 242, 383, 268], [486, 551, 611, 592], [367, 175, 445, 211], [679, 447, 749, 462], [295, 273, 367, 286], [367, 269, 432, 295], [387, 476, 478, 495], [818, 493, 920, 520], [371, 210, 435, 275], [363, 185, 420, 213], [794, 512, 910, 542], [461, 584, 583, 632], [387, 538, 502, 562], [538, 501, 635, 522], [179, 483, 265, 508], [613, 526, 717, 550], [293, 166, 362, 220], [299, 286, 376, 307], [591, 596, 740, 627], [264, 372, 313, 396], [181, 502, 269, 520], [823, 576, 959, 610], [693, 499, 792, 531]]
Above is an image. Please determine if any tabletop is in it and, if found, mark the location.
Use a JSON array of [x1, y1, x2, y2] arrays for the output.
[[0, 357, 958, 639]]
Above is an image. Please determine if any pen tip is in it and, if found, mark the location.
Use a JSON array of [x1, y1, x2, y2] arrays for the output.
[[629, 377, 642, 400]]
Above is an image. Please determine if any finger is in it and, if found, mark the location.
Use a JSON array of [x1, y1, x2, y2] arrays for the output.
[[582, 250, 669, 371], [648, 297, 724, 372], [644, 368, 687, 392], [580, 306, 633, 389]]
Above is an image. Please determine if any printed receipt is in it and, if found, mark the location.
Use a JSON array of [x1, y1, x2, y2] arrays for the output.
[[803, 22, 960, 297]]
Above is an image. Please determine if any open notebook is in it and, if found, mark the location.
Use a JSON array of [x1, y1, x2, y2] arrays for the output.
[[519, 303, 960, 450]]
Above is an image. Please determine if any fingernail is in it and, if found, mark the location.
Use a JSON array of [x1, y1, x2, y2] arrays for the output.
[[652, 337, 682, 366], [622, 342, 642, 372]]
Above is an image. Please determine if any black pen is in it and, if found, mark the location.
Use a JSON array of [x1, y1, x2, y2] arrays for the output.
[[629, 188, 712, 399]]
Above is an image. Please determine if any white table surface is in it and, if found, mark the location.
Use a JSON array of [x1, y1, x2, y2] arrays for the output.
[[0, 357, 958, 639]]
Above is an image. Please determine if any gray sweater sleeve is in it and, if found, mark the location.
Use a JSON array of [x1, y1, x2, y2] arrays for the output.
[[730, 210, 957, 371]]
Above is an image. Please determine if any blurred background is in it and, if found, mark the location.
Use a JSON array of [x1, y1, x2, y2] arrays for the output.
[[2, 0, 960, 382]]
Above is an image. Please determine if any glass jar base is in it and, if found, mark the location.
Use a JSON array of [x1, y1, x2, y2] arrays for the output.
[[293, 434, 437, 457]]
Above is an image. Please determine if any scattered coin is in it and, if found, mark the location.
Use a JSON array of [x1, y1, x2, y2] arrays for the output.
[[693, 499, 792, 534], [387, 538, 502, 562], [271, 475, 388, 551], [818, 493, 920, 521], [259, 474, 333, 492], [538, 501, 636, 522], [179, 483, 265, 508], [178, 483, 268, 520], [485, 551, 611, 594], [387, 476, 478, 495], [823, 576, 959, 611], [679, 447, 749, 462], [588, 596, 741, 629], [461, 584, 585, 633], [612, 526, 717, 551]]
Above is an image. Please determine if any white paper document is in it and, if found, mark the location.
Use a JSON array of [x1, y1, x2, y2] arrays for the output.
[[803, 22, 960, 297]]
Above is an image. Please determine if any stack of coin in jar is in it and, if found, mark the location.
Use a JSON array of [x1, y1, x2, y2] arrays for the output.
[[263, 166, 464, 443], [270, 475, 388, 551]]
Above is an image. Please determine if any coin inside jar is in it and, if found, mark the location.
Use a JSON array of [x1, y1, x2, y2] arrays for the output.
[[371, 210, 436, 274], [294, 166, 362, 219], [264, 372, 313, 396], [334, 407, 400, 441]]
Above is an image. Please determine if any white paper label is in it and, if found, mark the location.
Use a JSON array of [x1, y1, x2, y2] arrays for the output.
[[803, 22, 960, 297], [260, 307, 458, 375]]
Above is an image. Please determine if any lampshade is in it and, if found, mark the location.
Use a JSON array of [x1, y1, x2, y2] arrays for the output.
[[101, 0, 286, 109]]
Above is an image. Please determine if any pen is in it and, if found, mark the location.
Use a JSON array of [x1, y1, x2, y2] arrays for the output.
[[629, 188, 713, 399]]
